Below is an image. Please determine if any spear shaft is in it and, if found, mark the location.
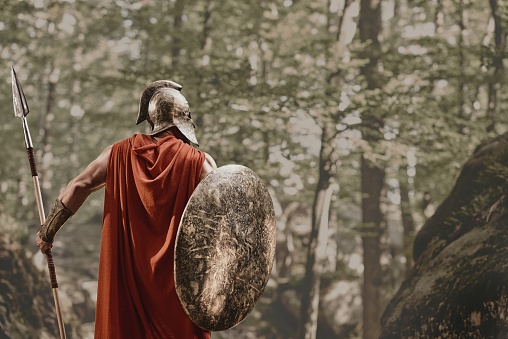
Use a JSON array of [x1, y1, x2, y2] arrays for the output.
[[11, 67, 66, 339]]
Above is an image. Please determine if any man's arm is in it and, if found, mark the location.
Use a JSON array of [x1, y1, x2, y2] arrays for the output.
[[200, 152, 217, 180], [59, 145, 112, 212], [36, 145, 112, 252]]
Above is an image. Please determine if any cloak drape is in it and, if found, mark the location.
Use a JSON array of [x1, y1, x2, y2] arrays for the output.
[[94, 134, 210, 339]]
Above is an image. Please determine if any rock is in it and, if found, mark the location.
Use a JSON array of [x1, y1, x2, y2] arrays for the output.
[[0, 222, 98, 339], [381, 132, 508, 338], [0, 234, 59, 338]]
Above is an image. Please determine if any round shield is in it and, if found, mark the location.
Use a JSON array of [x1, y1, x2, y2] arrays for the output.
[[175, 164, 276, 331]]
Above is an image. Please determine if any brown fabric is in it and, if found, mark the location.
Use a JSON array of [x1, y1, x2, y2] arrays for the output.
[[40, 199, 73, 242], [94, 134, 209, 339]]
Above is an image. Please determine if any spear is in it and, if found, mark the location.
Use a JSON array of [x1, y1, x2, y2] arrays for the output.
[[11, 66, 66, 339]]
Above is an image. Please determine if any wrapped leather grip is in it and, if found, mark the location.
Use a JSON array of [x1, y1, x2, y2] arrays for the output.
[[40, 199, 73, 242], [27, 147, 38, 177], [45, 249, 59, 288]]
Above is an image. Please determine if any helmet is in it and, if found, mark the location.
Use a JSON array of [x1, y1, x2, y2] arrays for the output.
[[136, 80, 199, 147]]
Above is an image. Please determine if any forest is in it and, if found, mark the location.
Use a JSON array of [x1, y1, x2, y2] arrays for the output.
[[1, 0, 508, 338]]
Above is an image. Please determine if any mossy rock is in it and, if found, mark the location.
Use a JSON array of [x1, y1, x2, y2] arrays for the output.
[[381, 133, 508, 338]]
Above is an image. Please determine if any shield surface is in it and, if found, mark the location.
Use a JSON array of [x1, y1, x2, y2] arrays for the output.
[[175, 164, 276, 331]]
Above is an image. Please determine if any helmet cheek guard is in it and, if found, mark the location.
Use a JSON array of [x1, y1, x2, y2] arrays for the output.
[[173, 114, 199, 147]]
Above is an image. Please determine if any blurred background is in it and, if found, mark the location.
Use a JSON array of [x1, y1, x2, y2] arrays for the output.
[[1, 0, 507, 338]]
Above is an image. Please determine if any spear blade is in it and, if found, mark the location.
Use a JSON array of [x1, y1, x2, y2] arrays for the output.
[[11, 67, 30, 118]]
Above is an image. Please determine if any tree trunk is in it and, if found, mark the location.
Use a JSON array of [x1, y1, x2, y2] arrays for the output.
[[361, 156, 385, 339], [359, 1, 384, 338], [434, 0, 444, 29], [487, 0, 505, 132], [195, 0, 214, 129], [39, 62, 58, 208], [171, 0, 185, 69], [399, 166, 415, 277], [297, 2, 356, 335], [457, 0, 467, 121], [298, 123, 338, 339], [201, 0, 214, 53], [276, 201, 299, 283], [68, 80, 82, 179]]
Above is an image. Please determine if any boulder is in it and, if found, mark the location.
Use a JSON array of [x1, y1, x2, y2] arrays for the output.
[[0, 234, 59, 338], [381, 133, 508, 338]]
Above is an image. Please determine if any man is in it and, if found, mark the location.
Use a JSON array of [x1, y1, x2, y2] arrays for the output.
[[36, 80, 217, 338]]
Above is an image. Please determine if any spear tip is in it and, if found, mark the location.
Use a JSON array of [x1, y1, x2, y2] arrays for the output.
[[11, 66, 30, 118]]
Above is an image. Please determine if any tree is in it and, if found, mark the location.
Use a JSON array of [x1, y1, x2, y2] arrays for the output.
[[358, 0, 385, 338], [296, 1, 358, 337], [486, 0, 507, 132]]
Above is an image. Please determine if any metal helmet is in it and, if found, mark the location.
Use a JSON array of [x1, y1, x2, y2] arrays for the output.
[[136, 80, 199, 147]]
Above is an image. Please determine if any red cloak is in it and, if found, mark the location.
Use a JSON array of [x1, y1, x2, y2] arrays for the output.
[[94, 134, 210, 339]]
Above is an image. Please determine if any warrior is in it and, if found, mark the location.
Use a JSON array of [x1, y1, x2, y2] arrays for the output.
[[35, 80, 216, 338]]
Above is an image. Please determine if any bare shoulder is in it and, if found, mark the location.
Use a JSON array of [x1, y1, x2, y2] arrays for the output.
[[58, 144, 113, 212], [87, 145, 113, 182], [98, 145, 113, 164], [201, 152, 217, 180]]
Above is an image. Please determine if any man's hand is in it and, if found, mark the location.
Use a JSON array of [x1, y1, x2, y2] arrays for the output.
[[36, 232, 53, 253]]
